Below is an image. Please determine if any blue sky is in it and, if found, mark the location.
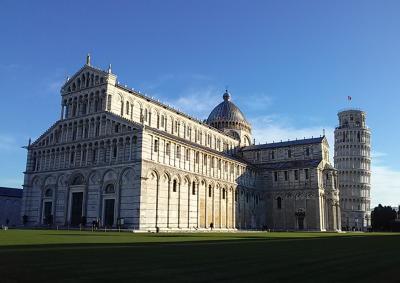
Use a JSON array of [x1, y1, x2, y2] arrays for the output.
[[0, 0, 399, 206]]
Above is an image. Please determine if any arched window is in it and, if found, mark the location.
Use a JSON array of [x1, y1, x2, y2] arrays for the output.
[[70, 151, 75, 164], [222, 189, 226, 199], [45, 188, 53, 197], [173, 179, 177, 192], [105, 184, 115, 194], [186, 148, 190, 161], [32, 156, 37, 171], [208, 185, 212, 197], [95, 123, 100, 137], [113, 145, 117, 158], [192, 181, 196, 195], [107, 95, 112, 110], [161, 115, 165, 128], [154, 139, 159, 152], [130, 104, 134, 119], [92, 148, 97, 162], [82, 149, 87, 162], [277, 197, 282, 209], [71, 175, 84, 186], [72, 102, 77, 117], [94, 99, 99, 112]]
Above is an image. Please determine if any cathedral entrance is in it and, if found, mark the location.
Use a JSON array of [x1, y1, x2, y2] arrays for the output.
[[43, 201, 52, 224], [298, 216, 304, 230], [70, 192, 83, 226], [295, 210, 306, 230], [104, 199, 115, 227]]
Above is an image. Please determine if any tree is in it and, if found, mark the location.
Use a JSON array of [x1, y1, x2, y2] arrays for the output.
[[371, 204, 397, 231]]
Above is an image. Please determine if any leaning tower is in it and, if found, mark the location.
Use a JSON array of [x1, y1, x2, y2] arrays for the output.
[[334, 109, 371, 231]]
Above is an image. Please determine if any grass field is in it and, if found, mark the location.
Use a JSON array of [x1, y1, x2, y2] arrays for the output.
[[1, 230, 399, 283]]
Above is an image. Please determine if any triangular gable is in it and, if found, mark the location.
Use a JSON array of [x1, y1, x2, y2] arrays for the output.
[[61, 64, 112, 93], [30, 120, 62, 148], [30, 111, 143, 149]]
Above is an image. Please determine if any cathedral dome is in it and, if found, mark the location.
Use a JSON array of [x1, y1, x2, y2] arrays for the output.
[[207, 91, 250, 126], [206, 91, 252, 141]]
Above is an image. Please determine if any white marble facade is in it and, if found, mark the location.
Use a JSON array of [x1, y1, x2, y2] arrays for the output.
[[22, 56, 340, 231]]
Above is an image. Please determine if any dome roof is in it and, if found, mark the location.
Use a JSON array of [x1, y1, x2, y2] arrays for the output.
[[207, 91, 250, 127]]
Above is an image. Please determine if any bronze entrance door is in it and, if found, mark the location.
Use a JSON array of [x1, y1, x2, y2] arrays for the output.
[[44, 201, 52, 224], [295, 211, 306, 230], [298, 216, 304, 230], [71, 192, 83, 226], [104, 199, 115, 227]]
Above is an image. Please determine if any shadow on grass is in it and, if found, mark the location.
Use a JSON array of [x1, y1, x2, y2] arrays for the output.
[[40, 233, 129, 237], [1, 233, 400, 252], [1, 234, 400, 283]]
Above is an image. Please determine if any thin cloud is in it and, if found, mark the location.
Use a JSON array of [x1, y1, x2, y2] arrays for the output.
[[140, 73, 213, 91], [237, 93, 273, 111], [147, 85, 222, 120], [370, 152, 400, 207], [0, 133, 30, 152], [156, 87, 274, 121], [40, 77, 65, 94], [47, 79, 64, 93], [0, 63, 21, 71], [251, 115, 331, 144], [166, 86, 221, 119], [140, 73, 175, 90], [0, 178, 23, 188], [371, 165, 400, 207], [0, 134, 18, 151]]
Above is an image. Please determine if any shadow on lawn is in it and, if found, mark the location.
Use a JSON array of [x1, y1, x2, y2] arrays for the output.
[[1, 233, 400, 252], [40, 233, 129, 237], [2, 234, 400, 283]]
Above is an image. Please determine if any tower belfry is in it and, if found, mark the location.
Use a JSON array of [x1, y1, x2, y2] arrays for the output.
[[334, 109, 371, 231]]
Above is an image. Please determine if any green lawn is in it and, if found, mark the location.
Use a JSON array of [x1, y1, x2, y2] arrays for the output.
[[0, 230, 399, 283]]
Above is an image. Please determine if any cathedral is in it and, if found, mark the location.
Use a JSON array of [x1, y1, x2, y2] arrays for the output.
[[21, 56, 341, 231]]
